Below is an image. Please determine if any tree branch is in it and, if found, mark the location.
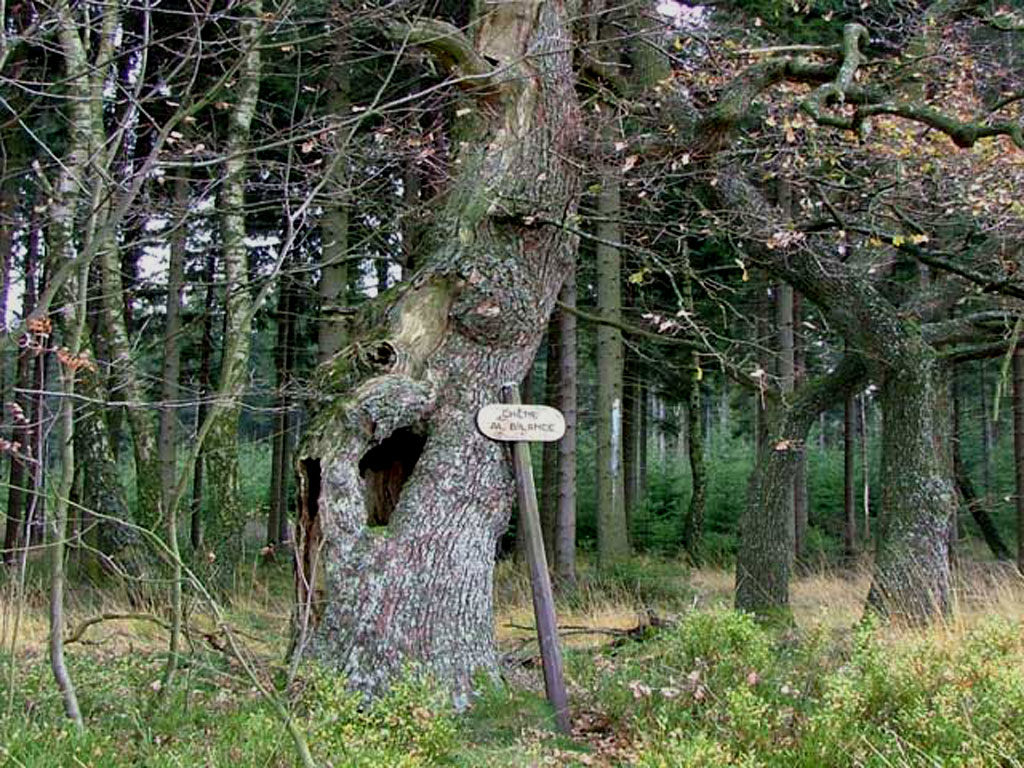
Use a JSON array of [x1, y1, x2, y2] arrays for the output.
[[385, 18, 497, 91]]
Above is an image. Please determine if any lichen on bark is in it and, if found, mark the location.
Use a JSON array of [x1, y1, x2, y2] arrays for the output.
[[294, 1, 580, 696]]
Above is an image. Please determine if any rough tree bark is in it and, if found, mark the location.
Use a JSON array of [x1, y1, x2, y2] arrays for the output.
[[294, 3, 580, 695], [718, 167, 959, 621], [736, 355, 866, 620]]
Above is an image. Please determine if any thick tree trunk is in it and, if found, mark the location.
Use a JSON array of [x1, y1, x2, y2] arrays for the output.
[[737, 356, 865, 620], [718, 169, 957, 622], [866, 350, 956, 618], [294, 3, 580, 696]]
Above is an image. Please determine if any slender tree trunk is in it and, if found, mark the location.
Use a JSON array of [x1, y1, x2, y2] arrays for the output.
[[776, 281, 798, 561], [0, 178, 13, 420], [99, 225, 159, 528], [638, 381, 649, 499], [859, 395, 871, 543], [158, 172, 188, 691], [844, 391, 857, 561], [203, 0, 262, 581], [718, 375, 730, 450], [1014, 346, 1024, 575], [792, 293, 809, 560], [622, 346, 640, 537], [294, 3, 580, 695], [979, 361, 992, 494], [317, 24, 351, 365], [191, 252, 216, 552], [279, 282, 299, 546], [681, 244, 705, 560], [595, 125, 628, 568], [4, 208, 37, 564], [683, 371, 706, 560], [952, 364, 1011, 560], [268, 279, 290, 548], [555, 271, 577, 589], [540, 315, 560, 562]]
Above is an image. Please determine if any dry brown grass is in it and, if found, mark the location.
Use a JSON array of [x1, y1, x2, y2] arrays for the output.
[[0, 561, 295, 660], [496, 557, 1024, 652]]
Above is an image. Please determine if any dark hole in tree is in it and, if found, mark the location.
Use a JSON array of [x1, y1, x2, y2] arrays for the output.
[[368, 341, 397, 369], [300, 458, 321, 524], [297, 458, 323, 623], [358, 428, 427, 528]]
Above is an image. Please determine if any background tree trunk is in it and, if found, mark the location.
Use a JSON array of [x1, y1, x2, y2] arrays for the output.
[[190, 252, 215, 553], [737, 356, 865, 620], [952, 365, 1010, 560], [776, 281, 798, 561], [1014, 346, 1024, 575], [203, 0, 262, 580], [555, 272, 577, 589], [844, 391, 857, 561], [595, 123, 628, 568], [540, 316, 561, 563]]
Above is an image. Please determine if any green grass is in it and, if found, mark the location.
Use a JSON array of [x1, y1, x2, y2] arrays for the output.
[[2, 559, 1023, 767]]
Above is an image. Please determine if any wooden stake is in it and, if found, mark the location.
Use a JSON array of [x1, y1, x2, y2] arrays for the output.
[[500, 383, 571, 734]]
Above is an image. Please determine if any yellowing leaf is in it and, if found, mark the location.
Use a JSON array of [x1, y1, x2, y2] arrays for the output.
[[892, 235, 905, 246], [628, 269, 648, 285], [868, 237, 884, 247], [910, 234, 929, 245], [674, 37, 683, 51], [695, 364, 704, 381], [734, 258, 749, 282]]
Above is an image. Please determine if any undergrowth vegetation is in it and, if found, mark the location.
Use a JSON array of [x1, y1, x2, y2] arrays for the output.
[[2, 558, 1023, 766]]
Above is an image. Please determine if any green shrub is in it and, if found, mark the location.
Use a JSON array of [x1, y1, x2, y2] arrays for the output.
[[303, 666, 459, 766]]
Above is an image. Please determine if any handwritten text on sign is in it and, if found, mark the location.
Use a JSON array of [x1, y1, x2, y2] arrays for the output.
[[477, 404, 566, 442]]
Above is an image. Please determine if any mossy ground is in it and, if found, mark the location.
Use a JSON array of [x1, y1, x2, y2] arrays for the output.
[[1, 556, 1022, 767]]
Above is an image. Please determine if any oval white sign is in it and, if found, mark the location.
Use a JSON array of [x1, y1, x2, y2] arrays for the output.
[[477, 404, 566, 442]]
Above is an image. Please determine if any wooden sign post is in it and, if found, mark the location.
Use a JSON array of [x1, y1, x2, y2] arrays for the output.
[[477, 384, 571, 734]]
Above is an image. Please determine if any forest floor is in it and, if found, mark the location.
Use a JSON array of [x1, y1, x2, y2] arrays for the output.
[[1, 555, 1023, 766]]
